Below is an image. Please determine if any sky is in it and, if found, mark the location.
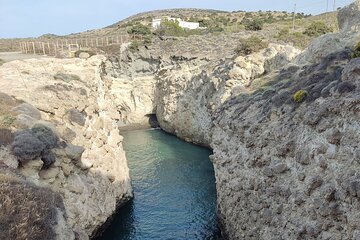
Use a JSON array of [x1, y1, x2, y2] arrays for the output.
[[0, 0, 354, 38]]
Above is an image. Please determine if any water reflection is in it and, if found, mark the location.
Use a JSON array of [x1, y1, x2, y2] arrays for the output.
[[99, 129, 221, 240]]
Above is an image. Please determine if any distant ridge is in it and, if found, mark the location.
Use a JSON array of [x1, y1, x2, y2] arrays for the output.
[[106, 8, 229, 28]]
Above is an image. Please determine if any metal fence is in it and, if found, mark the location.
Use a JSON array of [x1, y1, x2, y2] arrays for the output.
[[19, 34, 143, 57]]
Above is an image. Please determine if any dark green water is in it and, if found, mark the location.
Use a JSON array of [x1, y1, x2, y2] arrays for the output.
[[99, 129, 220, 240]]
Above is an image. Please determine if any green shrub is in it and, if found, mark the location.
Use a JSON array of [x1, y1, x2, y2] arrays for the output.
[[129, 41, 140, 52], [235, 36, 269, 56], [0, 59, 4, 66], [143, 35, 152, 45], [54, 72, 81, 83], [351, 42, 360, 58], [293, 90, 308, 103], [303, 22, 332, 37], [276, 28, 310, 49], [155, 19, 186, 37], [243, 19, 263, 31], [127, 23, 151, 36], [1, 115, 15, 127]]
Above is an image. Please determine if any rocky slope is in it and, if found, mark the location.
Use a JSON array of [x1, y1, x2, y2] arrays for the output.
[[102, 1, 360, 239], [0, 56, 132, 239], [0, 1, 359, 239], [152, 2, 360, 239]]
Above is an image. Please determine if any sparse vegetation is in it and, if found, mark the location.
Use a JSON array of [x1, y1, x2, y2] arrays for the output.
[[276, 28, 311, 49], [54, 72, 81, 83], [235, 36, 269, 56], [127, 23, 151, 36], [243, 19, 264, 31], [293, 90, 308, 103], [155, 19, 186, 37], [0, 167, 63, 240], [129, 41, 140, 52], [1, 115, 16, 127], [0, 59, 4, 66], [303, 21, 332, 37], [351, 42, 360, 58], [128, 35, 154, 53]]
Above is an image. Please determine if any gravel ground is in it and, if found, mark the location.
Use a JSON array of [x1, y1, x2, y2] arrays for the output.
[[0, 52, 49, 62]]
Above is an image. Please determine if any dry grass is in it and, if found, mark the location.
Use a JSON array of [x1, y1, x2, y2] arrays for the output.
[[0, 128, 14, 146], [0, 167, 64, 240], [0, 94, 17, 128]]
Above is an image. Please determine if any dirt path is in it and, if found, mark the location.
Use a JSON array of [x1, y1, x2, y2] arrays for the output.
[[0, 52, 49, 62]]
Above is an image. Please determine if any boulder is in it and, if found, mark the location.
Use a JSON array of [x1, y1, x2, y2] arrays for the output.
[[0, 92, 16, 105], [14, 114, 37, 129], [65, 144, 85, 161], [79, 52, 90, 59], [11, 103, 41, 120], [67, 108, 86, 126]]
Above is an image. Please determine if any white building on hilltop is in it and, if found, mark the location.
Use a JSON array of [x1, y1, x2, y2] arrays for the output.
[[152, 17, 200, 30]]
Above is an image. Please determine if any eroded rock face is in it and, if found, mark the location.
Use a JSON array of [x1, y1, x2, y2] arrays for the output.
[[0, 56, 132, 239], [212, 49, 359, 239], [109, 76, 156, 127], [154, 47, 359, 239], [155, 44, 300, 146], [152, 2, 360, 239]]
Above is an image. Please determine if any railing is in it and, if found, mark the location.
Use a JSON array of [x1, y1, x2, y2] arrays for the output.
[[18, 34, 143, 57]]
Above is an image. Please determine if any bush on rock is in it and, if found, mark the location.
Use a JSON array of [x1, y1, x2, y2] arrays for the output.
[[303, 22, 332, 37], [352, 42, 360, 58], [11, 124, 59, 167], [293, 90, 308, 103], [11, 130, 45, 164], [235, 36, 269, 56]]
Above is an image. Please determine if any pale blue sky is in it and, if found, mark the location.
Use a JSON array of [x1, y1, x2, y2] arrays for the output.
[[0, 0, 354, 38]]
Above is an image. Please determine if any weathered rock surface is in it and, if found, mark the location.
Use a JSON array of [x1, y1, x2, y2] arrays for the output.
[[110, 76, 156, 126], [151, 2, 360, 239], [211, 48, 359, 239], [0, 56, 132, 239], [0, 1, 359, 240], [155, 44, 300, 145], [110, 1, 359, 239]]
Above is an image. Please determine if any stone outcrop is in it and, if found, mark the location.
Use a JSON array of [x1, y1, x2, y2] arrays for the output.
[[113, 1, 359, 239], [296, 0, 360, 65], [212, 48, 359, 239], [109, 76, 156, 127], [155, 44, 300, 146], [0, 56, 132, 239]]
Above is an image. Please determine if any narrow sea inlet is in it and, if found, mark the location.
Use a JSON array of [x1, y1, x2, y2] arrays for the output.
[[99, 129, 220, 239]]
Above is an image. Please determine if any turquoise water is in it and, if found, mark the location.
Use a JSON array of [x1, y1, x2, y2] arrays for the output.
[[99, 129, 220, 240]]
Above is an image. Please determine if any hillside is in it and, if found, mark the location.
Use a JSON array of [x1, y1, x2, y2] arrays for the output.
[[0, 8, 337, 53]]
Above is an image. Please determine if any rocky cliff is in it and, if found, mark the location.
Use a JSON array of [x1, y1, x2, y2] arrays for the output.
[[152, 2, 360, 239], [106, 1, 360, 239], [1, 1, 359, 239], [0, 56, 132, 239]]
